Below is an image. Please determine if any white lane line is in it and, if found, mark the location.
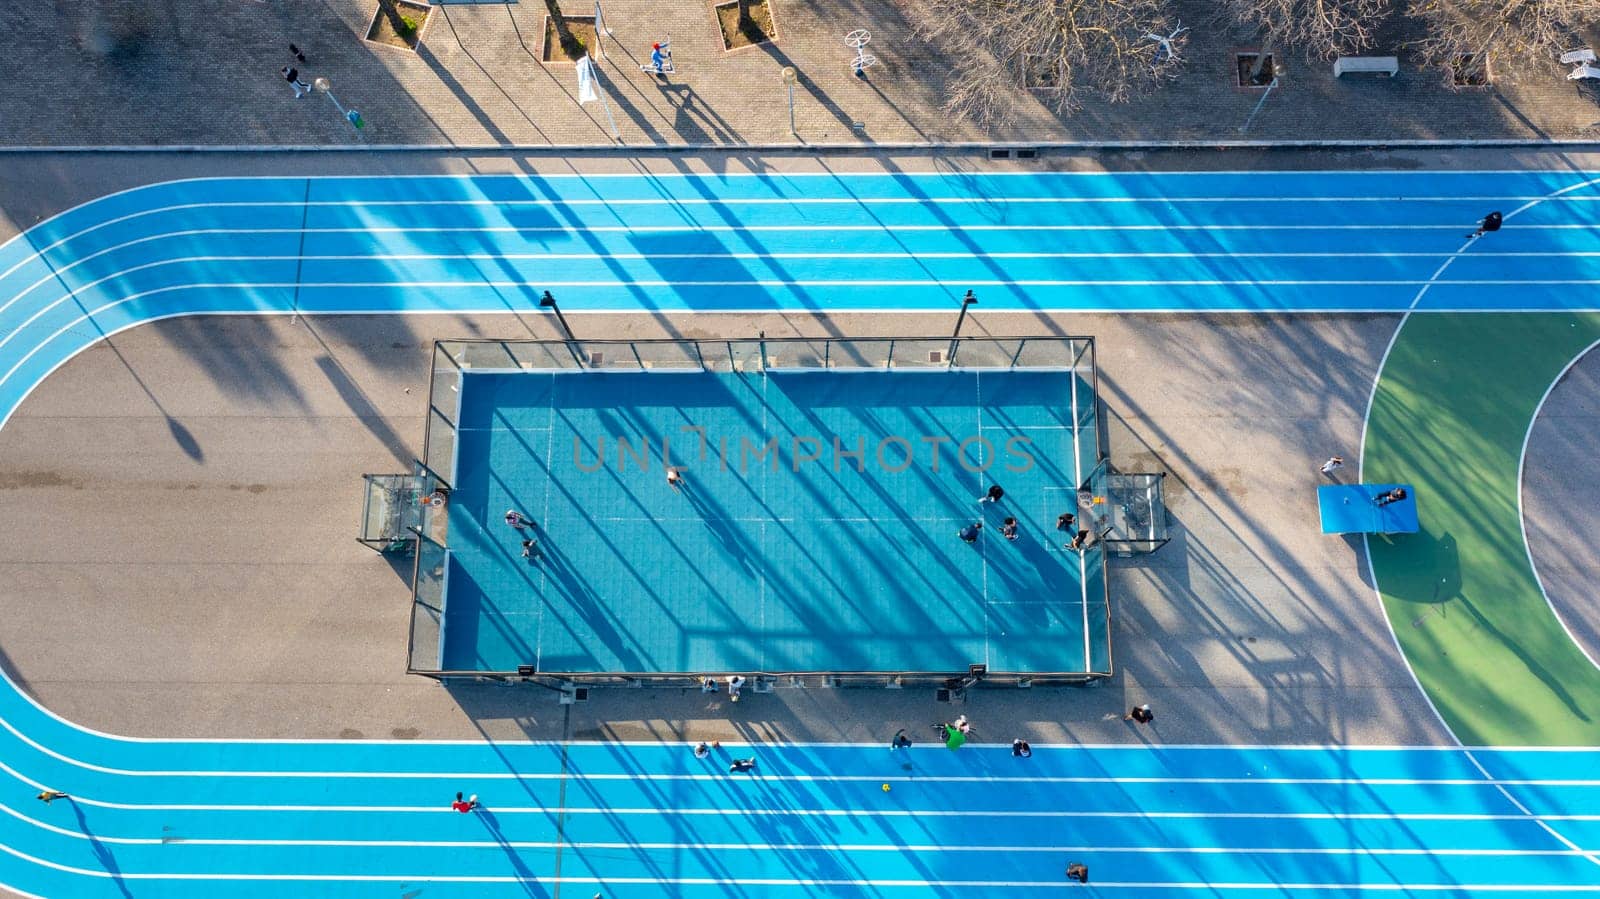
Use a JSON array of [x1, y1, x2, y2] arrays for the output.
[[0, 831, 1596, 891]]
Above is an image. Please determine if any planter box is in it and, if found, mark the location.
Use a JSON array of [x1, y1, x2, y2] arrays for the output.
[[715, 0, 777, 52], [365, 0, 432, 53], [543, 15, 601, 64]]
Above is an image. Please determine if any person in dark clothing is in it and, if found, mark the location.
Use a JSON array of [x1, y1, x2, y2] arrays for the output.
[[958, 522, 983, 543], [1468, 211, 1503, 238], [1376, 487, 1408, 507], [1056, 512, 1075, 531], [979, 484, 1005, 504], [1066, 862, 1089, 883]]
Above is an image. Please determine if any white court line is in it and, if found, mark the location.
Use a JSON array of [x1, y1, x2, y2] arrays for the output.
[[1518, 336, 1600, 675], [1359, 176, 1600, 875]]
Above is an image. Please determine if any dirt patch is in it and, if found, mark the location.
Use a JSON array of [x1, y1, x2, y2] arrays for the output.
[[1449, 55, 1492, 87], [543, 14, 600, 63], [365, 0, 431, 51], [1236, 52, 1276, 87], [715, 0, 777, 51]]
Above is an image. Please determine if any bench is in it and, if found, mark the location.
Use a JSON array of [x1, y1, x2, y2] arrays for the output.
[[1333, 56, 1398, 77]]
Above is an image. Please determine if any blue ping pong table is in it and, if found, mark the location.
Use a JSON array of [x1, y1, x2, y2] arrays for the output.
[[1318, 483, 1419, 534]]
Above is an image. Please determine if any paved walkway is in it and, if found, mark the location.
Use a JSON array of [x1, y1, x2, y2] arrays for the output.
[[8, 0, 1600, 147]]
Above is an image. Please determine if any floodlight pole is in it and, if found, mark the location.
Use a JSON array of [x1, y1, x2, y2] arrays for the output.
[[949, 289, 977, 361], [540, 290, 576, 341], [1239, 77, 1279, 133], [782, 67, 799, 139]]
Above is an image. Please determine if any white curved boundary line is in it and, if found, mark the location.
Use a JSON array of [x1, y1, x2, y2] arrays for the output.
[[1359, 176, 1600, 868], [1517, 336, 1600, 674]]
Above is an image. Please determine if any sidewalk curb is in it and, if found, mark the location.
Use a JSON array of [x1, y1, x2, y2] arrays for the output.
[[4, 138, 1600, 154]]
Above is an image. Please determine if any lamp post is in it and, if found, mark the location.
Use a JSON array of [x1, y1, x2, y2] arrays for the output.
[[540, 290, 576, 342], [781, 67, 798, 138], [949, 289, 977, 361], [312, 77, 365, 130]]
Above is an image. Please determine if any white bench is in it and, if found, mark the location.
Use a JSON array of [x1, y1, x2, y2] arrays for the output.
[[1334, 56, 1398, 77]]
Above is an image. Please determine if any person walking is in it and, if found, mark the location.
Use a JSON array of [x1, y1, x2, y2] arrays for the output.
[[1376, 486, 1408, 507], [979, 484, 1005, 504], [1467, 210, 1503, 239], [451, 792, 479, 812], [1320, 456, 1343, 476], [1068, 530, 1089, 551], [1125, 704, 1154, 724], [891, 728, 913, 750], [649, 42, 670, 76], [729, 758, 756, 773], [281, 65, 310, 98], [958, 521, 983, 544], [36, 790, 67, 804], [1001, 517, 1019, 541], [1056, 512, 1075, 532], [1012, 739, 1032, 758], [520, 539, 540, 560]]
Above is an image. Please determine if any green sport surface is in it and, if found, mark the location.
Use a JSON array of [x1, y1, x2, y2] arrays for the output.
[[1366, 312, 1600, 746]]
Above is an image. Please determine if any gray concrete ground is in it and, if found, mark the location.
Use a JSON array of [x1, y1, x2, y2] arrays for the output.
[[0, 307, 1445, 747], [1524, 343, 1600, 668], [7, 1, 1600, 148]]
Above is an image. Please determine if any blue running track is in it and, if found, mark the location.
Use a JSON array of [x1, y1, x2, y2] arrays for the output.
[[2, 170, 1600, 896]]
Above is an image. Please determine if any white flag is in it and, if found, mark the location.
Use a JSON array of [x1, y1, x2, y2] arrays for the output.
[[576, 55, 598, 104]]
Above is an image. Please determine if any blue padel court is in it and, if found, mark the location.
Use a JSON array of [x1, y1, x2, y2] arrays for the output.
[[440, 361, 1109, 676]]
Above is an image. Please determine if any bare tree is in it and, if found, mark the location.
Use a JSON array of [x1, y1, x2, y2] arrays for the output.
[[908, 0, 1184, 128], [1410, 0, 1600, 84], [1216, 0, 1390, 77]]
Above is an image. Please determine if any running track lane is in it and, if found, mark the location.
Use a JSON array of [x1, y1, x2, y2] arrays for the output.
[[3, 171, 1600, 895]]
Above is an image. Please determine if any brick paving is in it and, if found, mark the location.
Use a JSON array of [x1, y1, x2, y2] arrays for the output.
[[7, 0, 1600, 148]]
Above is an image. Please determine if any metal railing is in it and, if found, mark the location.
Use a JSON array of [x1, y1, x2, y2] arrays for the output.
[[406, 334, 1107, 681]]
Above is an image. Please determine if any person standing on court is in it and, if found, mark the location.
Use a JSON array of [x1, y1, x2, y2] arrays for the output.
[[958, 521, 983, 543], [1468, 211, 1502, 239], [505, 510, 533, 530], [1001, 517, 1019, 541], [667, 467, 685, 490], [891, 729, 913, 750], [1012, 739, 1032, 758], [1056, 512, 1075, 532], [978, 484, 1005, 504]]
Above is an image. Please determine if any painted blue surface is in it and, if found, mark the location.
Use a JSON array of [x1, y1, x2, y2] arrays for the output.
[[1318, 484, 1420, 534], [445, 369, 1102, 675], [1, 170, 1600, 894]]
